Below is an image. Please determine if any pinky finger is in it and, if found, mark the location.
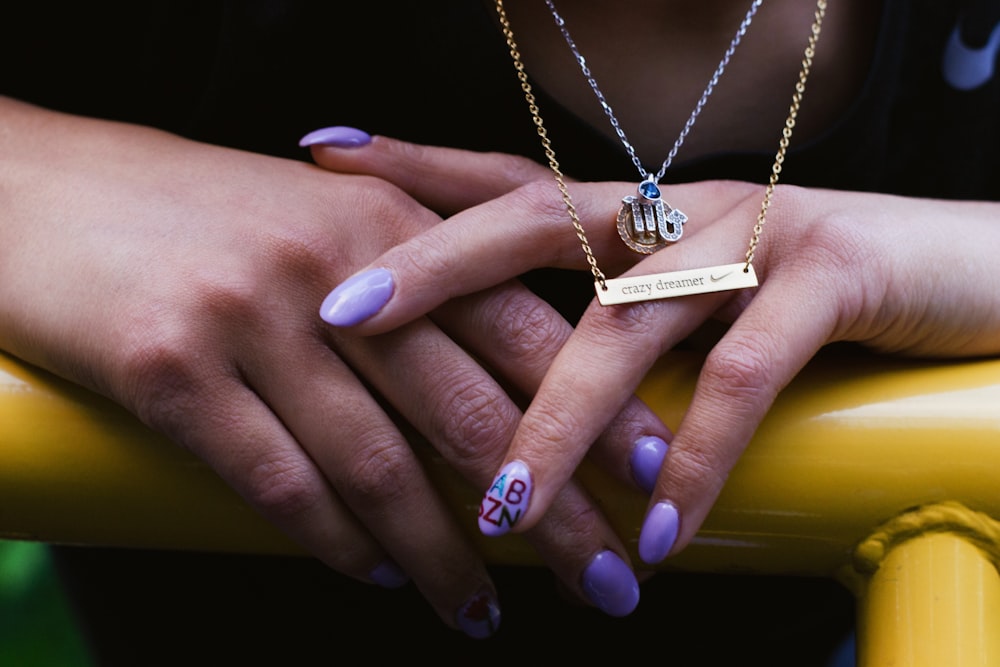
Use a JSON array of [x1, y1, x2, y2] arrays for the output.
[[174, 382, 500, 639]]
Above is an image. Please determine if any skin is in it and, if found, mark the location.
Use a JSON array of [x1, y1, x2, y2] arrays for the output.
[[498, 0, 880, 159], [7, 0, 989, 632], [311, 0, 1000, 566], [311, 136, 1000, 559], [0, 96, 672, 631]]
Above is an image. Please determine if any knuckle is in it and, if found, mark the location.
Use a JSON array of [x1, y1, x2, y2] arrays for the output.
[[425, 368, 518, 468], [795, 217, 880, 322], [114, 281, 263, 439], [485, 290, 568, 365], [243, 454, 328, 522], [388, 231, 459, 286], [194, 274, 263, 327], [607, 300, 663, 336], [385, 136, 436, 168], [672, 445, 730, 499], [340, 435, 417, 508], [769, 186, 873, 273], [799, 208, 869, 268], [351, 176, 427, 231], [580, 299, 663, 352], [517, 403, 586, 461], [487, 151, 552, 188], [514, 179, 571, 223], [257, 229, 338, 292], [119, 331, 211, 435], [317, 174, 431, 248], [700, 337, 775, 405]]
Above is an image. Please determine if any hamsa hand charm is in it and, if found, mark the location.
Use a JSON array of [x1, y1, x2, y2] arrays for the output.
[[616, 177, 687, 254]]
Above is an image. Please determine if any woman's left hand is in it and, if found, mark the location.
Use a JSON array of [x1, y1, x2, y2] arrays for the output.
[[311, 133, 1000, 564]]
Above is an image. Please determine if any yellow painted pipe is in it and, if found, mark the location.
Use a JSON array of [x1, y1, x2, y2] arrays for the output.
[[857, 530, 1000, 667], [6, 344, 1000, 665], [3, 346, 1000, 579]]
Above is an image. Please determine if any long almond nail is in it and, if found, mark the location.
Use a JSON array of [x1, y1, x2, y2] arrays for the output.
[[319, 268, 393, 327], [638, 501, 679, 564], [478, 461, 531, 537], [368, 559, 408, 589], [581, 550, 640, 617], [299, 125, 371, 148], [456, 589, 502, 639], [630, 435, 668, 494]]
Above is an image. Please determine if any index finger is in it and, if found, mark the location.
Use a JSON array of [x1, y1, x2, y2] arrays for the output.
[[317, 179, 750, 332], [475, 213, 757, 536]]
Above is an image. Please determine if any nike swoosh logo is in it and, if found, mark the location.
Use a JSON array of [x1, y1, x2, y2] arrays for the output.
[[710, 271, 734, 282], [942, 15, 1000, 91]]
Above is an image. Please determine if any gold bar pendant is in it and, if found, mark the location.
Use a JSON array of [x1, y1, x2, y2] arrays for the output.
[[595, 263, 758, 306]]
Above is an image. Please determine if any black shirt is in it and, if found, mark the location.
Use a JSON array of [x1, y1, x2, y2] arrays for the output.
[[4, 0, 998, 199]]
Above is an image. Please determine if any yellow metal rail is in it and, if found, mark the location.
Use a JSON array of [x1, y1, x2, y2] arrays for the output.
[[853, 505, 1000, 667], [3, 347, 1000, 665]]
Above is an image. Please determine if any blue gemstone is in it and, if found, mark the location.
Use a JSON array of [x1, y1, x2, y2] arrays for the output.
[[639, 180, 661, 200]]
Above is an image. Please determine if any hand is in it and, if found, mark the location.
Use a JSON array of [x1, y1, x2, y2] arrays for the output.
[[312, 132, 1000, 566], [0, 100, 672, 634]]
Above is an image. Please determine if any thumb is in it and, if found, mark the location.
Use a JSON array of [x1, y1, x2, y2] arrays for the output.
[[299, 126, 553, 215]]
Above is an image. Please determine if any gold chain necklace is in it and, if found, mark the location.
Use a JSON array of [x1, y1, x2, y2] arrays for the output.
[[494, 0, 828, 306]]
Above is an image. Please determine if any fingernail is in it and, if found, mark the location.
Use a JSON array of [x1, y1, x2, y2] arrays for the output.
[[298, 125, 372, 148], [478, 460, 531, 537], [319, 268, 394, 327], [368, 559, 409, 589], [456, 589, 501, 639], [581, 550, 640, 617], [630, 435, 669, 494], [638, 501, 680, 565]]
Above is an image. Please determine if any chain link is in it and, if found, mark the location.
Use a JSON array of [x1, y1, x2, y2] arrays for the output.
[[545, 0, 762, 184], [495, 0, 828, 288], [495, 0, 607, 288], [744, 0, 827, 270]]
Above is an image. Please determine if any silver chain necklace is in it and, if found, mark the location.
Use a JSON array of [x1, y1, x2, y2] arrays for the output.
[[545, 0, 763, 253]]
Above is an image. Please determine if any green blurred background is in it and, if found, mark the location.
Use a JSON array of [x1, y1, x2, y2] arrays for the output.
[[0, 540, 93, 666]]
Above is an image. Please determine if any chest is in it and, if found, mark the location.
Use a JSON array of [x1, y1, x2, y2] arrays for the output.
[[496, 0, 881, 165]]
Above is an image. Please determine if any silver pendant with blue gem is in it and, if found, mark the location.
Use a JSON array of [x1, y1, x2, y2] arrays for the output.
[[617, 176, 688, 254]]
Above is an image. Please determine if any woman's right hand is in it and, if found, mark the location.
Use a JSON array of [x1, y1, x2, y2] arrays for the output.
[[0, 99, 671, 635]]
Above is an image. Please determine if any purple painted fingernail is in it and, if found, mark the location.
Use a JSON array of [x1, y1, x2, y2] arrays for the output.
[[630, 435, 669, 494], [456, 589, 501, 639], [478, 460, 531, 537], [581, 550, 640, 617], [368, 559, 409, 589], [319, 268, 394, 327], [638, 501, 680, 565], [298, 126, 372, 148]]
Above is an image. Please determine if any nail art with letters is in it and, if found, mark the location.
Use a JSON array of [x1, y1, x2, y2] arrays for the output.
[[478, 461, 531, 537]]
